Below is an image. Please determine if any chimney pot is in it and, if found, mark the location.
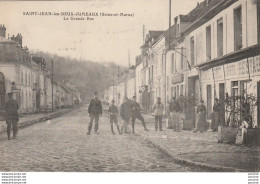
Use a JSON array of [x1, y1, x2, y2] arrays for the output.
[[0, 24, 6, 38]]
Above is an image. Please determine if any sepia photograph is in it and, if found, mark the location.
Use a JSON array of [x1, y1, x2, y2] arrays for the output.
[[0, 0, 259, 183]]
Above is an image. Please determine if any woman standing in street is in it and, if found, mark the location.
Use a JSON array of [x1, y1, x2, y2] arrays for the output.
[[211, 98, 221, 132], [194, 100, 206, 133]]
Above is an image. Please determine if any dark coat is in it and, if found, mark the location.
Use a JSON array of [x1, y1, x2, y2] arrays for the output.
[[213, 102, 221, 112], [120, 100, 132, 121], [169, 100, 182, 112], [130, 100, 141, 116], [88, 98, 102, 115], [108, 104, 118, 115], [4, 99, 19, 122]]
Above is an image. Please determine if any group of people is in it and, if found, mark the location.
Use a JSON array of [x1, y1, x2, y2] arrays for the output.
[[87, 92, 149, 135], [87, 91, 225, 135], [2, 90, 224, 140]]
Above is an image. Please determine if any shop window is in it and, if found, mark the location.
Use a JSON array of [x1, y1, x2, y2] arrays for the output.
[[206, 25, 211, 60], [234, 6, 242, 51], [180, 85, 183, 96], [217, 18, 224, 57]]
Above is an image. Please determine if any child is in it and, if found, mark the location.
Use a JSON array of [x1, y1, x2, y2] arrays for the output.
[[108, 100, 121, 135]]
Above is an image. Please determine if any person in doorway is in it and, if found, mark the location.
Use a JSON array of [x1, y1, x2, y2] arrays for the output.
[[108, 100, 121, 135], [130, 96, 149, 133], [211, 98, 221, 132], [194, 100, 207, 133], [4, 92, 19, 140], [152, 97, 164, 131], [120, 97, 132, 134], [170, 96, 182, 131], [87, 92, 102, 135]]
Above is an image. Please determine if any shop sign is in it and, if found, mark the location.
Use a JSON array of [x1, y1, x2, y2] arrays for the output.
[[201, 55, 260, 82], [172, 74, 184, 84]]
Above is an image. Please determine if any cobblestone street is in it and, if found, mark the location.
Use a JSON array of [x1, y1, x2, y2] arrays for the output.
[[0, 107, 205, 172]]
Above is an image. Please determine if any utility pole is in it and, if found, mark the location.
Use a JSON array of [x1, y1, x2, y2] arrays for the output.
[[51, 59, 54, 111], [128, 49, 131, 67], [112, 71, 114, 100]]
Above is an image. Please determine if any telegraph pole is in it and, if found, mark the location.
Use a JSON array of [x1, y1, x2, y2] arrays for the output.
[[51, 59, 54, 111]]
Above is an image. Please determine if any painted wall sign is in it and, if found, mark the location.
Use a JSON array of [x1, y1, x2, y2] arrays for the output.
[[201, 55, 260, 83]]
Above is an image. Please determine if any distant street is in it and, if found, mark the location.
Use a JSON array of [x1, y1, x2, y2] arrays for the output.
[[0, 106, 206, 172]]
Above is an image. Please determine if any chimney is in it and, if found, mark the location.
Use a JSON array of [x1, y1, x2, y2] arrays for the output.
[[0, 24, 6, 38]]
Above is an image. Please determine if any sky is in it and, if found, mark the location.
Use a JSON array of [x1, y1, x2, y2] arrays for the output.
[[0, 0, 204, 66]]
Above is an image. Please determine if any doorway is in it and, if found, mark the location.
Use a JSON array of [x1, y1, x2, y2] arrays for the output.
[[219, 83, 225, 125], [206, 85, 212, 119], [257, 81, 260, 126]]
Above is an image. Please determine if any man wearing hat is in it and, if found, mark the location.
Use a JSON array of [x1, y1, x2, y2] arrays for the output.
[[87, 92, 102, 135], [4, 92, 19, 140], [130, 96, 149, 133], [108, 99, 121, 135]]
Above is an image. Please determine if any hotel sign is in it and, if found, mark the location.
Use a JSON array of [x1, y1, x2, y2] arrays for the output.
[[172, 74, 184, 84]]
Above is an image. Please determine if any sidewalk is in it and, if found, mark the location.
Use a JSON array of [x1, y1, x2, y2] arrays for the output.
[[0, 107, 76, 135], [135, 114, 260, 172]]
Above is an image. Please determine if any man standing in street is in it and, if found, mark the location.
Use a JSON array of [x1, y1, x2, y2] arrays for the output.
[[170, 96, 182, 131], [87, 92, 102, 135], [152, 97, 164, 131], [4, 92, 19, 140], [131, 96, 149, 133], [108, 99, 121, 135], [120, 97, 132, 134]]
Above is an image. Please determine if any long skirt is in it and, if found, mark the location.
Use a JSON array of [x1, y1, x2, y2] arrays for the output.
[[170, 112, 181, 130], [196, 112, 206, 131], [211, 112, 219, 130]]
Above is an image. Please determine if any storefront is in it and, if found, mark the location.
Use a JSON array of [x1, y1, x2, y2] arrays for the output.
[[171, 74, 184, 98], [200, 55, 260, 127]]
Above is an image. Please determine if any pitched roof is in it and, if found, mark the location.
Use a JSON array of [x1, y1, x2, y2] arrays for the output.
[[0, 36, 17, 44], [141, 30, 165, 48]]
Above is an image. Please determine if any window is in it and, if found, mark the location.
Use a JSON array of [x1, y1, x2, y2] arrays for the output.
[[171, 53, 175, 73], [180, 85, 183, 96], [167, 76, 169, 91], [171, 86, 176, 98], [20, 71, 23, 85], [148, 67, 151, 82], [180, 47, 184, 70], [234, 6, 242, 51], [206, 25, 211, 60], [25, 72, 27, 86], [176, 85, 179, 97], [217, 18, 224, 57], [190, 37, 195, 66]]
